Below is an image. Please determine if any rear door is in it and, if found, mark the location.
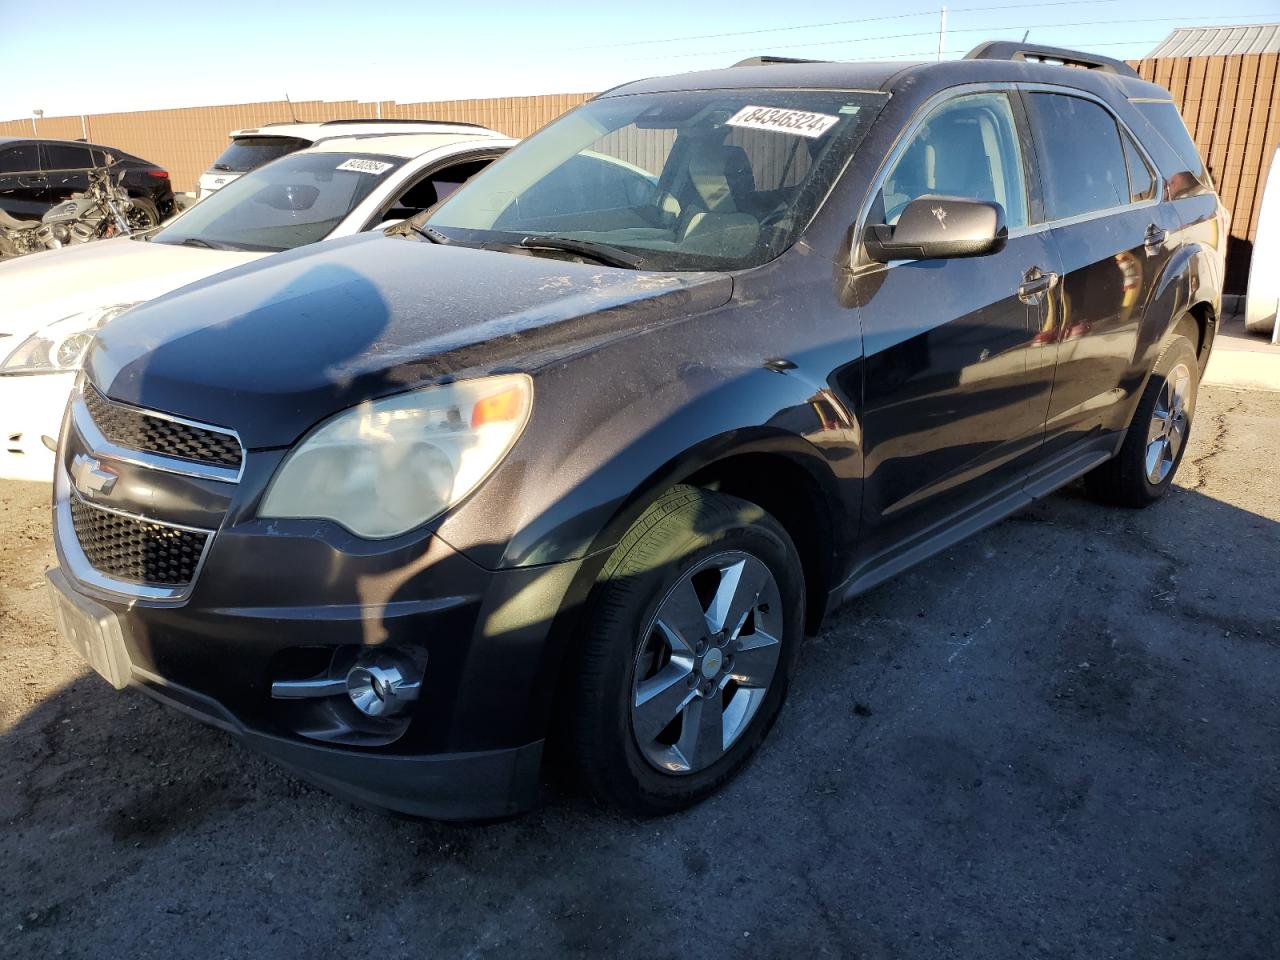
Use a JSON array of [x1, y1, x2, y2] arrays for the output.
[[1020, 90, 1176, 461], [41, 142, 94, 207], [855, 89, 1063, 564], [0, 143, 47, 218]]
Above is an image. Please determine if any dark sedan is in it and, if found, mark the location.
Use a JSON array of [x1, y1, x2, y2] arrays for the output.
[[0, 137, 175, 225]]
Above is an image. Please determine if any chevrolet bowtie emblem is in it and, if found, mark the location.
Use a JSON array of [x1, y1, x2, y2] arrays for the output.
[[71, 454, 118, 498]]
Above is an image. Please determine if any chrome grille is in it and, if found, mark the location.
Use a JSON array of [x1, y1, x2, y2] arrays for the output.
[[83, 384, 242, 470], [69, 495, 209, 586]]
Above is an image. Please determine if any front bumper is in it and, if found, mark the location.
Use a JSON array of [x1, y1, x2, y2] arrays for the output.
[[51, 563, 544, 818], [49, 385, 587, 819], [0, 371, 75, 481]]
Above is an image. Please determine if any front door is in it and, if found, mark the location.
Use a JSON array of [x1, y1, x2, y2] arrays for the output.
[[41, 142, 94, 208], [853, 90, 1061, 566]]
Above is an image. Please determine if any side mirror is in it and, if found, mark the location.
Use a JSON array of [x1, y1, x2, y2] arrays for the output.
[[864, 196, 1007, 263]]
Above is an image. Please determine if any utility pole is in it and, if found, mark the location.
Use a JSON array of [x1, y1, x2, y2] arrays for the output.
[[937, 7, 947, 62]]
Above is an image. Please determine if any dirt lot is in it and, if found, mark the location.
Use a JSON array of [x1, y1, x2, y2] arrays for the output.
[[1, 384, 1277, 960]]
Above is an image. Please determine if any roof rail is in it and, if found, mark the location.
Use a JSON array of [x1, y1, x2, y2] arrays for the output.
[[732, 55, 826, 67], [259, 118, 489, 130], [964, 41, 1140, 79]]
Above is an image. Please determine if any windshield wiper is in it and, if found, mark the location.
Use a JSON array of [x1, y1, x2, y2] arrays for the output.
[[518, 235, 645, 270], [165, 236, 241, 251], [414, 225, 455, 245]]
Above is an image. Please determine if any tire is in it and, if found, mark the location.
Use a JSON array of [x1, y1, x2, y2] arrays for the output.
[[125, 197, 159, 232], [1084, 332, 1200, 507], [569, 485, 805, 815]]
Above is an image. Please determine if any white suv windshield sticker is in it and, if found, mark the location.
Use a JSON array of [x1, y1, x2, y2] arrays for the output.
[[336, 158, 395, 175], [726, 106, 840, 139]]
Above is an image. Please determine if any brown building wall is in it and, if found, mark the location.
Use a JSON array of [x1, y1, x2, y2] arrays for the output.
[[2, 56, 1276, 292], [1130, 53, 1280, 294], [0, 94, 595, 195]]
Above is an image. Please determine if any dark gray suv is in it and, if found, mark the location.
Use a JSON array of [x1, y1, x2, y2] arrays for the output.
[[48, 43, 1225, 819]]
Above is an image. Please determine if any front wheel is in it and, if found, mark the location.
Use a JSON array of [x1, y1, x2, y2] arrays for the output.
[[1085, 332, 1199, 507], [569, 485, 804, 815]]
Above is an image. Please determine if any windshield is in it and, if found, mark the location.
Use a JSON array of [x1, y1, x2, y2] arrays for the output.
[[425, 88, 886, 270], [210, 136, 309, 173], [153, 152, 405, 252]]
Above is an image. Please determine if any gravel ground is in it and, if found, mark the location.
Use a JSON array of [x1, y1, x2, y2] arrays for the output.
[[1, 384, 1277, 960]]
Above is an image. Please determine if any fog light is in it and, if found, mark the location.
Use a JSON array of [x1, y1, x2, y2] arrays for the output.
[[346, 656, 420, 718]]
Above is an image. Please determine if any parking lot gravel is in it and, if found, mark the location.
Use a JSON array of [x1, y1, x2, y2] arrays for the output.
[[1, 383, 1277, 960]]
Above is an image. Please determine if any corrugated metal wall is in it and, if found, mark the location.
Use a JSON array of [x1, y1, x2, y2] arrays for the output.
[[1131, 53, 1279, 293], [2, 56, 1277, 292], [0, 94, 594, 194]]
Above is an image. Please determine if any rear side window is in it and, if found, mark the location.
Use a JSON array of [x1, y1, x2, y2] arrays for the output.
[[1133, 100, 1210, 198], [43, 143, 93, 170], [211, 137, 309, 173], [1025, 93, 1129, 220], [874, 91, 1029, 228], [0, 144, 38, 173], [1121, 134, 1156, 203]]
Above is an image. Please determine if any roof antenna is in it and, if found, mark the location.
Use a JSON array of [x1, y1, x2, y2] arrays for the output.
[[284, 92, 299, 123], [1021, 30, 1030, 42]]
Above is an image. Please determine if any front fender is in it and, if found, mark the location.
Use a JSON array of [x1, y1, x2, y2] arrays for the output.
[[436, 351, 857, 572]]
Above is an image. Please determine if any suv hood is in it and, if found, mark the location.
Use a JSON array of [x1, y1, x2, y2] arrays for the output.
[[0, 236, 262, 341], [88, 233, 733, 448]]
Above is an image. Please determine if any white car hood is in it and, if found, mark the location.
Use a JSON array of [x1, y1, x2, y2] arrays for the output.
[[0, 237, 264, 342]]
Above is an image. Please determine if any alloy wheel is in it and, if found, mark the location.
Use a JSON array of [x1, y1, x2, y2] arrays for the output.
[[1145, 361, 1192, 484], [630, 551, 783, 775]]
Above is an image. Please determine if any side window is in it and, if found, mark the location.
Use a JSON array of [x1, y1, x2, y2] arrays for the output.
[[0, 144, 38, 173], [1134, 100, 1209, 199], [42, 143, 93, 171], [1025, 93, 1130, 220], [1121, 133, 1156, 203], [875, 92, 1028, 228], [381, 157, 497, 222]]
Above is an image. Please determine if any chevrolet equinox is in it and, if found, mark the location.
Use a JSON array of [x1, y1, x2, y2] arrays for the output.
[[48, 43, 1225, 819]]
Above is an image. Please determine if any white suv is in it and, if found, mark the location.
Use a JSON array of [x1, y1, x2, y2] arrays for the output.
[[0, 130, 515, 480], [195, 119, 506, 199]]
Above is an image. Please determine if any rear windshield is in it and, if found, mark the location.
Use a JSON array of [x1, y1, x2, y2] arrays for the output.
[[153, 151, 404, 252], [210, 136, 310, 173]]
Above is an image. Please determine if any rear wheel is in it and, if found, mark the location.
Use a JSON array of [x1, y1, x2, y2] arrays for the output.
[[1085, 333, 1199, 507], [569, 485, 804, 815], [125, 197, 159, 232]]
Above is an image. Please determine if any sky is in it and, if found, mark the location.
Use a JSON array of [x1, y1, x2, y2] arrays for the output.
[[1, 0, 1277, 120]]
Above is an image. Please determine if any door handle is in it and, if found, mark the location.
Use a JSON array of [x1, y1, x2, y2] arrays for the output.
[[18, 175, 46, 187], [1018, 268, 1059, 304], [1144, 224, 1167, 257]]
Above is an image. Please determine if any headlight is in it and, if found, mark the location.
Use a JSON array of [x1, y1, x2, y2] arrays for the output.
[[0, 303, 142, 374], [260, 374, 533, 538]]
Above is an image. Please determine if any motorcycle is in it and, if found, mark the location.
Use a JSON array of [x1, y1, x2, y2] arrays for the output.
[[0, 157, 160, 259]]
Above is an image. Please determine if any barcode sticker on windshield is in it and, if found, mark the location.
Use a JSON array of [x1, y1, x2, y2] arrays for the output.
[[336, 158, 395, 175], [726, 106, 840, 139]]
